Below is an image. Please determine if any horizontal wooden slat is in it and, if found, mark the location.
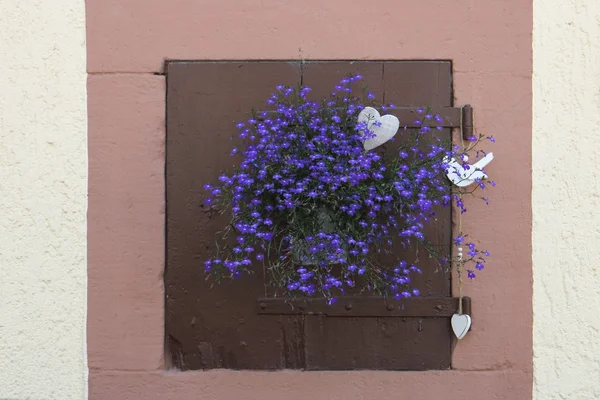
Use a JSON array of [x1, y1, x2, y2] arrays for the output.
[[256, 296, 471, 318]]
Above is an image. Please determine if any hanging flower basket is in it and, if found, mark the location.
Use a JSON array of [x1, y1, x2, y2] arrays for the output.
[[203, 75, 494, 303], [290, 207, 347, 265]]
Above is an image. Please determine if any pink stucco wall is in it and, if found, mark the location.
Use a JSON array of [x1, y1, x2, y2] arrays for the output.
[[86, 1, 533, 399]]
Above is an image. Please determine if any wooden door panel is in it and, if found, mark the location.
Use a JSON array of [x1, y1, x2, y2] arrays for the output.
[[166, 61, 454, 370], [166, 61, 303, 370]]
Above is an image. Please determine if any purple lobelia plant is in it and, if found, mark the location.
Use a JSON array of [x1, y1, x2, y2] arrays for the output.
[[203, 74, 494, 303]]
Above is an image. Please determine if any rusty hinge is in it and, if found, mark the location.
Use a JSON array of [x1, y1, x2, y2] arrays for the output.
[[256, 296, 471, 318]]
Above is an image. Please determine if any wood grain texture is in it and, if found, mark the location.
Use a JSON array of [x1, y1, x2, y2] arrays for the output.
[[166, 62, 303, 370], [165, 61, 453, 370]]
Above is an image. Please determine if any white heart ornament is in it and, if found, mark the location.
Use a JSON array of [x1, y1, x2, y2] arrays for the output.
[[451, 313, 472, 340], [357, 107, 400, 151]]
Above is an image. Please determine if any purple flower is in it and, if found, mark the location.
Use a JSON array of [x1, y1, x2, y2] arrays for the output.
[[202, 75, 493, 302], [455, 235, 465, 246]]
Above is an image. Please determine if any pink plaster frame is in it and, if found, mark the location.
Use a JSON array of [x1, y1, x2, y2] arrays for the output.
[[87, 1, 533, 399]]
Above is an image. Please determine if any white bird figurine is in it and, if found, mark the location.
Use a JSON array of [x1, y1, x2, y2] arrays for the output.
[[443, 152, 494, 187]]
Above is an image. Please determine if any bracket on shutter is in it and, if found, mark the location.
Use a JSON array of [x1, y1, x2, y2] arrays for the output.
[[256, 296, 471, 318], [259, 105, 473, 140]]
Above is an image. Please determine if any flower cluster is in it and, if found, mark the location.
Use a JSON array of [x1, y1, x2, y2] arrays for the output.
[[203, 75, 494, 302]]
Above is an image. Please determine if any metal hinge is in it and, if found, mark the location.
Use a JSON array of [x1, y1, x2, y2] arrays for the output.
[[257, 105, 474, 140], [256, 296, 471, 318]]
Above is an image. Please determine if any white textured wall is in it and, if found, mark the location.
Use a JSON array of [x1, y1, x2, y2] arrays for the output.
[[0, 1, 88, 399], [533, 0, 600, 399]]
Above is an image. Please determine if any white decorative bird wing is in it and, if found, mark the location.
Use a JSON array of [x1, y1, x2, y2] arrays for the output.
[[443, 152, 494, 187]]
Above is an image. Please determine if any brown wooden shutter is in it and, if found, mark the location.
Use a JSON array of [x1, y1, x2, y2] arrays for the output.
[[166, 61, 469, 371]]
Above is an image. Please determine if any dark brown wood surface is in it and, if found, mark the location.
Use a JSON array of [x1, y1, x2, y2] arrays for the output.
[[257, 296, 471, 317], [166, 61, 454, 371]]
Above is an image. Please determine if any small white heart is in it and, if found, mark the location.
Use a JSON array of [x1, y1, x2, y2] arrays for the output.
[[357, 107, 400, 151], [451, 313, 472, 340]]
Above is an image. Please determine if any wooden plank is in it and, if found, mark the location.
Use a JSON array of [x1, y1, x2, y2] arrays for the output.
[[278, 315, 306, 369], [382, 61, 453, 297], [257, 296, 471, 317], [298, 61, 454, 371], [304, 316, 451, 370], [165, 61, 303, 370], [383, 61, 453, 106], [301, 61, 385, 102]]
